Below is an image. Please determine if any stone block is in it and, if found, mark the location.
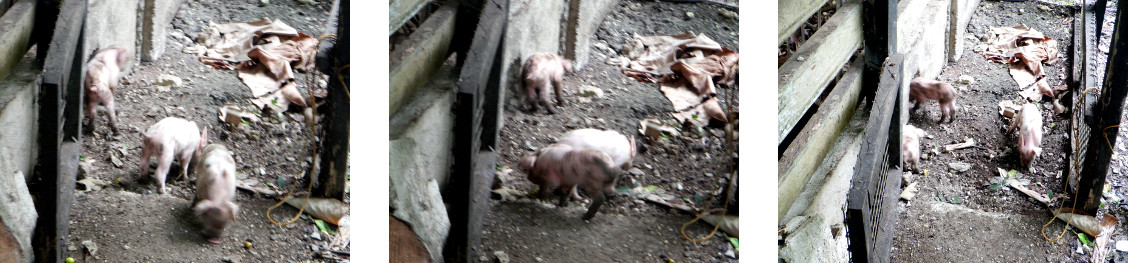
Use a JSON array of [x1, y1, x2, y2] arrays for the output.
[[391, 55, 457, 188], [139, 0, 186, 61], [948, 0, 981, 62], [0, 0, 35, 83], [389, 139, 450, 263], [563, 0, 621, 70], [0, 52, 39, 183]]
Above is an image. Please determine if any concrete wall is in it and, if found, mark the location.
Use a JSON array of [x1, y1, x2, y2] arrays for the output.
[[948, 0, 981, 62], [897, 0, 951, 126], [85, 0, 141, 72], [0, 0, 34, 83], [0, 52, 39, 263]]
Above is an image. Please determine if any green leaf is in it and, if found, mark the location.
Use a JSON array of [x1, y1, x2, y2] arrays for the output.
[[693, 193, 703, 204], [272, 98, 278, 105], [990, 183, 1002, 190], [496, 164, 502, 170], [682, 197, 691, 203], [1050, 123, 1056, 128], [1008, 170, 1018, 178], [276, 177, 286, 188], [728, 237, 739, 250], [242, 120, 250, 125], [1078, 233, 1095, 247], [949, 196, 963, 204], [692, 114, 698, 120], [313, 219, 337, 236], [937, 193, 946, 202], [662, 133, 669, 139], [645, 185, 658, 193], [79, 155, 85, 161]]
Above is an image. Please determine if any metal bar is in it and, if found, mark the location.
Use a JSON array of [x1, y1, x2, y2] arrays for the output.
[[314, 0, 349, 200], [860, 0, 897, 108]]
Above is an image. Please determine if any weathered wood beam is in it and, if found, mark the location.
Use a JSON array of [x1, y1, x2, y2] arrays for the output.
[[1077, 0, 1128, 213], [1066, 2, 1090, 194], [314, 0, 348, 200], [390, 0, 457, 113], [390, 0, 430, 35], [778, 56, 863, 220], [0, 0, 35, 82], [845, 53, 902, 263], [447, 0, 507, 261], [32, 0, 85, 261], [778, 0, 831, 45], [778, 1, 863, 145]]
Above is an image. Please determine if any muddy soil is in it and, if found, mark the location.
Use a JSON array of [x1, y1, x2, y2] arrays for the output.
[[69, 0, 347, 262], [891, 1, 1115, 261], [475, 0, 740, 262]]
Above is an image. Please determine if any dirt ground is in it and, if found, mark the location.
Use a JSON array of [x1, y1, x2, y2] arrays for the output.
[[474, 0, 740, 262], [68, 0, 348, 262], [892, 0, 1128, 262]]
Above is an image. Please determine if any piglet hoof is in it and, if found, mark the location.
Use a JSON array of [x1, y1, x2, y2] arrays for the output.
[[207, 238, 222, 244]]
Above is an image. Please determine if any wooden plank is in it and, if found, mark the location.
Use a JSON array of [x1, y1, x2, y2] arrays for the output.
[[778, 1, 863, 145], [777, 0, 831, 45], [480, 33, 505, 149], [846, 53, 903, 263], [390, 0, 457, 113], [777, 56, 863, 220], [389, 0, 430, 34], [1078, 0, 1128, 213], [0, 0, 36, 82], [447, 0, 507, 261], [314, 0, 348, 200], [32, 0, 85, 261], [466, 150, 496, 261]]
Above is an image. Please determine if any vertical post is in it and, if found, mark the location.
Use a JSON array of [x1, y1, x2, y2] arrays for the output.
[[314, 0, 349, 200], [1078, 0, 1128, 213], [861, 0, 897, 107]]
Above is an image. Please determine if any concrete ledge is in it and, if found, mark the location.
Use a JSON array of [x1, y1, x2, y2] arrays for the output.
[[389, 138, 451, 263], [563, 0, 620, 70], [390, 0, 430, 34], [948, 0, 980, 62], [777, 1, 862, 145], [139, 0, 186, 61], [778, 0, 832, 45], [494, 0, 568, 143], [0, 52, 39, 263], [389, 0, 457, 113], [0, 0, 34, 83], [85, 0, 140, 72], [391, 55, 458, 188], [897, 0, 951, 126], [0, 52, 39, 183]]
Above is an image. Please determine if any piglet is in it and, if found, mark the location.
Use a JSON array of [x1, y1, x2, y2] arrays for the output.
[[520, 144, 622, 220], [522, 53, 572, 114], [84, 45, 133, 136], [1007, 103, 1043, 169], [902, 124, 927, 171], [556, 128, 636, 170], [192, 144, 238, 243], [909, 78, 958, 123], [139, 117, 207, 194]]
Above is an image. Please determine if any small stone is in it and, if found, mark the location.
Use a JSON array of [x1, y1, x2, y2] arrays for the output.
[[705, 173, 714, 177], [67, 245, 77, 251], [1116, 240, 1128, 252], [900, 182, 919, 201], [111, 155, 124, 168], [155, 74, 183, 87], [270, 235, 283, 241], [524, 141, 538, 151], [1039, 5, 1050, 12], [578, 85, 604, 98], [718, 9, 738, 20], [949, 162, 971, 173], [957, 75, 975, 84], [686, 11, 695, 19], [310, 244, 319, 252], [628, 168, 644, 176], [494, 251, 510, 263], [479, 255, 489, 262], [311, 231, 322, 240], [259, 0, 269, 5], [724, 249, 736, 258]]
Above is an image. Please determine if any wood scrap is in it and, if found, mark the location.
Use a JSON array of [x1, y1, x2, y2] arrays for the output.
[[944, 138, 976, 151]]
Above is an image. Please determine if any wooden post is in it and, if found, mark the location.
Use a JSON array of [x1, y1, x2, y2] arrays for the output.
[[860, 0, 897, 107], [314, 0, 348, 200], [447, 0, 507, 261], [1077, 0, 1128, 213], [31, 0, 85, 261], [846, 53, 903, 263]]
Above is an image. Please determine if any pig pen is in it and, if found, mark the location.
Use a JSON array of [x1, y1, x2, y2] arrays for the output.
[[891, 1, 1128, 261], [68, 0, 347, 262], [474, 0, 740, 262]]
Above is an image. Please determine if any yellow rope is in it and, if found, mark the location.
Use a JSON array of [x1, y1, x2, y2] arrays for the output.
[[680, 82, 737, 242]]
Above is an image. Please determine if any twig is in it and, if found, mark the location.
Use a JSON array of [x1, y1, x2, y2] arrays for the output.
[[1008, 180, 1051, 206]]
